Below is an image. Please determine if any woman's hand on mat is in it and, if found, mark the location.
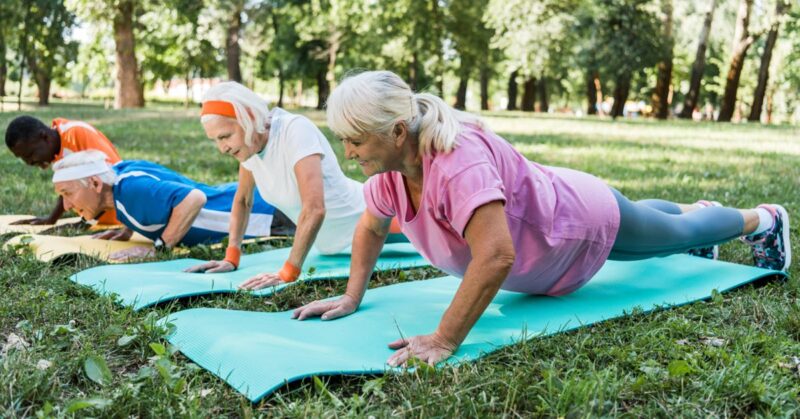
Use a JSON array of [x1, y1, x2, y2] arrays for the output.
[[92, 228, 134, 241], [291, 294, 359, 321], [109, 246, 155, 262], [10, 217, 54, 225], [238, 272, 283, 290], [386, 332, 456, 367], [183, 260, 236, 274]]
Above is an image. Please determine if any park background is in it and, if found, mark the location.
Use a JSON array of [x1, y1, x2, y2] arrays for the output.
[[0, 0, 798, 123], [1, 0, 800, 417]]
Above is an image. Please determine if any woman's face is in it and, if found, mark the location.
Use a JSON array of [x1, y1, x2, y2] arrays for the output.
[[341, 127, 405, 177], [202, 117, 258, 162]]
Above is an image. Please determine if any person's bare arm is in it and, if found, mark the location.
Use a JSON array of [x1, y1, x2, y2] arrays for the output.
[[12, 196, 66, 225], [292, 210, 391, 320], [238, 154, 326, 290], [387, 200, 515, 366], [185, 166, 255, 273]]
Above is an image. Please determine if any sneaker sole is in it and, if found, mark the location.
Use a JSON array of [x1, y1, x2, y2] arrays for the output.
[[773, 204, 792, 271]]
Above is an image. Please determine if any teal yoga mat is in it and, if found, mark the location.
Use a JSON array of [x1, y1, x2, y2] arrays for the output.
[[161, 255, 786, 402], [71, 243, 428, 309]]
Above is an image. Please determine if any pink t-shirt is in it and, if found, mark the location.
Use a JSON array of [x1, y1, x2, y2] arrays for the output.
[[364, 124, 620, 296]]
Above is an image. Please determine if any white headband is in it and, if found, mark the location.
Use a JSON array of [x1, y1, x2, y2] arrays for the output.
[[52, 160, 112, 183]]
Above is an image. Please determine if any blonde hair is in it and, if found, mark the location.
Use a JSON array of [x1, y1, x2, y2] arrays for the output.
[[201, 81, 270, 146], [53, 150, 116, 185], [326, 70, 483, 155]]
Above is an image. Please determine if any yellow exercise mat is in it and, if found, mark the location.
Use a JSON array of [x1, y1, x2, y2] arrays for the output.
[[4, 232, 153, 263], [0, 215, 84, 235], [4, 232, 288, 263]]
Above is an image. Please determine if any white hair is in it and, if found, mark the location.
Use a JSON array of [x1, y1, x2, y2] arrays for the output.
[[52, 150, 116, 185], [326, 70, 484, 155], [201, 81, 270, 147]]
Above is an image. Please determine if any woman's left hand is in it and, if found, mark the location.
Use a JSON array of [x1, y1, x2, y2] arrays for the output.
[[238, 272, 284, 290], [109, 246, 155, 261], [386, 332, 457, 367]]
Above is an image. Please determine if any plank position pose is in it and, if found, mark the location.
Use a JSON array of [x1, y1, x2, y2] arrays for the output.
[[186, 82, 403, 287], [292, 70, 791, 366], [51, 150, 293, 261], [6, 115, 123, 229]]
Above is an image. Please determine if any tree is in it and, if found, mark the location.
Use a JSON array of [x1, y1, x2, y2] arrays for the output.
[[717, 0, 757, 122], [506, 70, 518, 110], [679, 0, 719, 119], [24, 0, 78, 105], [223, 0, 244, 83], [69, 0, 146, 108], [650, 0, 673, 119], [448, 0, 494, 110], [0, 2, 23, 98], [748, 0, 791, 122], [487, 0, 579, 112], [593, 0, 665, 118]]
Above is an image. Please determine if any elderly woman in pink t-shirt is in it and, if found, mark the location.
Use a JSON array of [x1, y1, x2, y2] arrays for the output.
[[292, 70, 790, 367]]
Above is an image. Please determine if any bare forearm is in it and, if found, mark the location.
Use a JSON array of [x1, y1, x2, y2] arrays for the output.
[[435, 256, 512, 348], [47, 197, 66, 221], [286, 207, 324, 268], [227, 192, 253, 249], [346, 221, 388, 303], [162, 191, 205, 247]]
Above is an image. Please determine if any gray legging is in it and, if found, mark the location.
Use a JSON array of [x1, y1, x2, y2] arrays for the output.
[[609, 188, 745, 261]]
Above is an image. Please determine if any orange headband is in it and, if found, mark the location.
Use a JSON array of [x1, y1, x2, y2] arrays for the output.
[[201, 100, 237, 118]]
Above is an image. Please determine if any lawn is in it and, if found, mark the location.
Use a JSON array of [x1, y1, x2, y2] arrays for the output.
[[1, 100, 799, 417]]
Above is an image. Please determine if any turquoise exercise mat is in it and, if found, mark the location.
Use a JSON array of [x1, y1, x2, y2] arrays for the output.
[[71, 243, 428, 310], [161, 254, 785, 402]]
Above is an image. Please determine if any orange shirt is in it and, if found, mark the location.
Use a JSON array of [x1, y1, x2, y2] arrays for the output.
[[51, 118, 122, 225]]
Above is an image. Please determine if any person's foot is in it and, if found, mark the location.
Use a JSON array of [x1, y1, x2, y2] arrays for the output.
[[687, 200, 722, 260], [741, 204, 791, 271]]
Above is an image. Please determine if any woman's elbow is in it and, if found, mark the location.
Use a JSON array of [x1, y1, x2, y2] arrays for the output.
[[494, 246, 516, 270], [306, 202, 326, 221]]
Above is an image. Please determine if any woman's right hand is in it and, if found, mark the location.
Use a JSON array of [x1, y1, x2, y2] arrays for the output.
[[183, 259, 236, 273], [292, 294, 359, 321]]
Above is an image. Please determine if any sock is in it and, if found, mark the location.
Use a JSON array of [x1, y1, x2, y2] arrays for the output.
[[751, 207, 774, 236]]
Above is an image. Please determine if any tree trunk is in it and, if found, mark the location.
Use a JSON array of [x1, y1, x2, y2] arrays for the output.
[[651, 0, 674, 120], [480, 66, 489, 111], [277, 68, 284, 108], [611, 75, 631, 118], [454, 76, 468, 110], [0, 31, 6, 97], [718, 0, 756, 122], [586, 71, 597, 115], [521, 77, 536, 111], [506, 70, 518, 111], [748, 0, 788, 122], [538, 77, 549, 113], [226, 3, 243, 83], [409, 52, 418, 91], [679, 0, 718, 119], [326, 29, 340, 93], [765, 85, 775, 124], [35, 74, 50, 106], [113, 0, 144, 108], [184, 72, 191, 108], [430, 0, 444, 96], [316, 68, 329, 110]]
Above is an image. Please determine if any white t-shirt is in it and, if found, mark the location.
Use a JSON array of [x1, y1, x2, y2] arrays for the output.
[[241, 108, 365, 254]]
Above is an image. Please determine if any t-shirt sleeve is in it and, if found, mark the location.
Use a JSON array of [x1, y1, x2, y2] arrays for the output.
[[116, 176, 195, 227], [364, 175, 396, 219], [65, 126, 121, 163], [283, 117, 326, 168], [440, 162, 506, 237]]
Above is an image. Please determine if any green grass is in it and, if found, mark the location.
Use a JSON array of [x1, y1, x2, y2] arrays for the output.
[[1, 100, 799, 417]]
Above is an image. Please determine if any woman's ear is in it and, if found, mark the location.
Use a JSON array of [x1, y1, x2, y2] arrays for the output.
[[393, 122, 407, 145]]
